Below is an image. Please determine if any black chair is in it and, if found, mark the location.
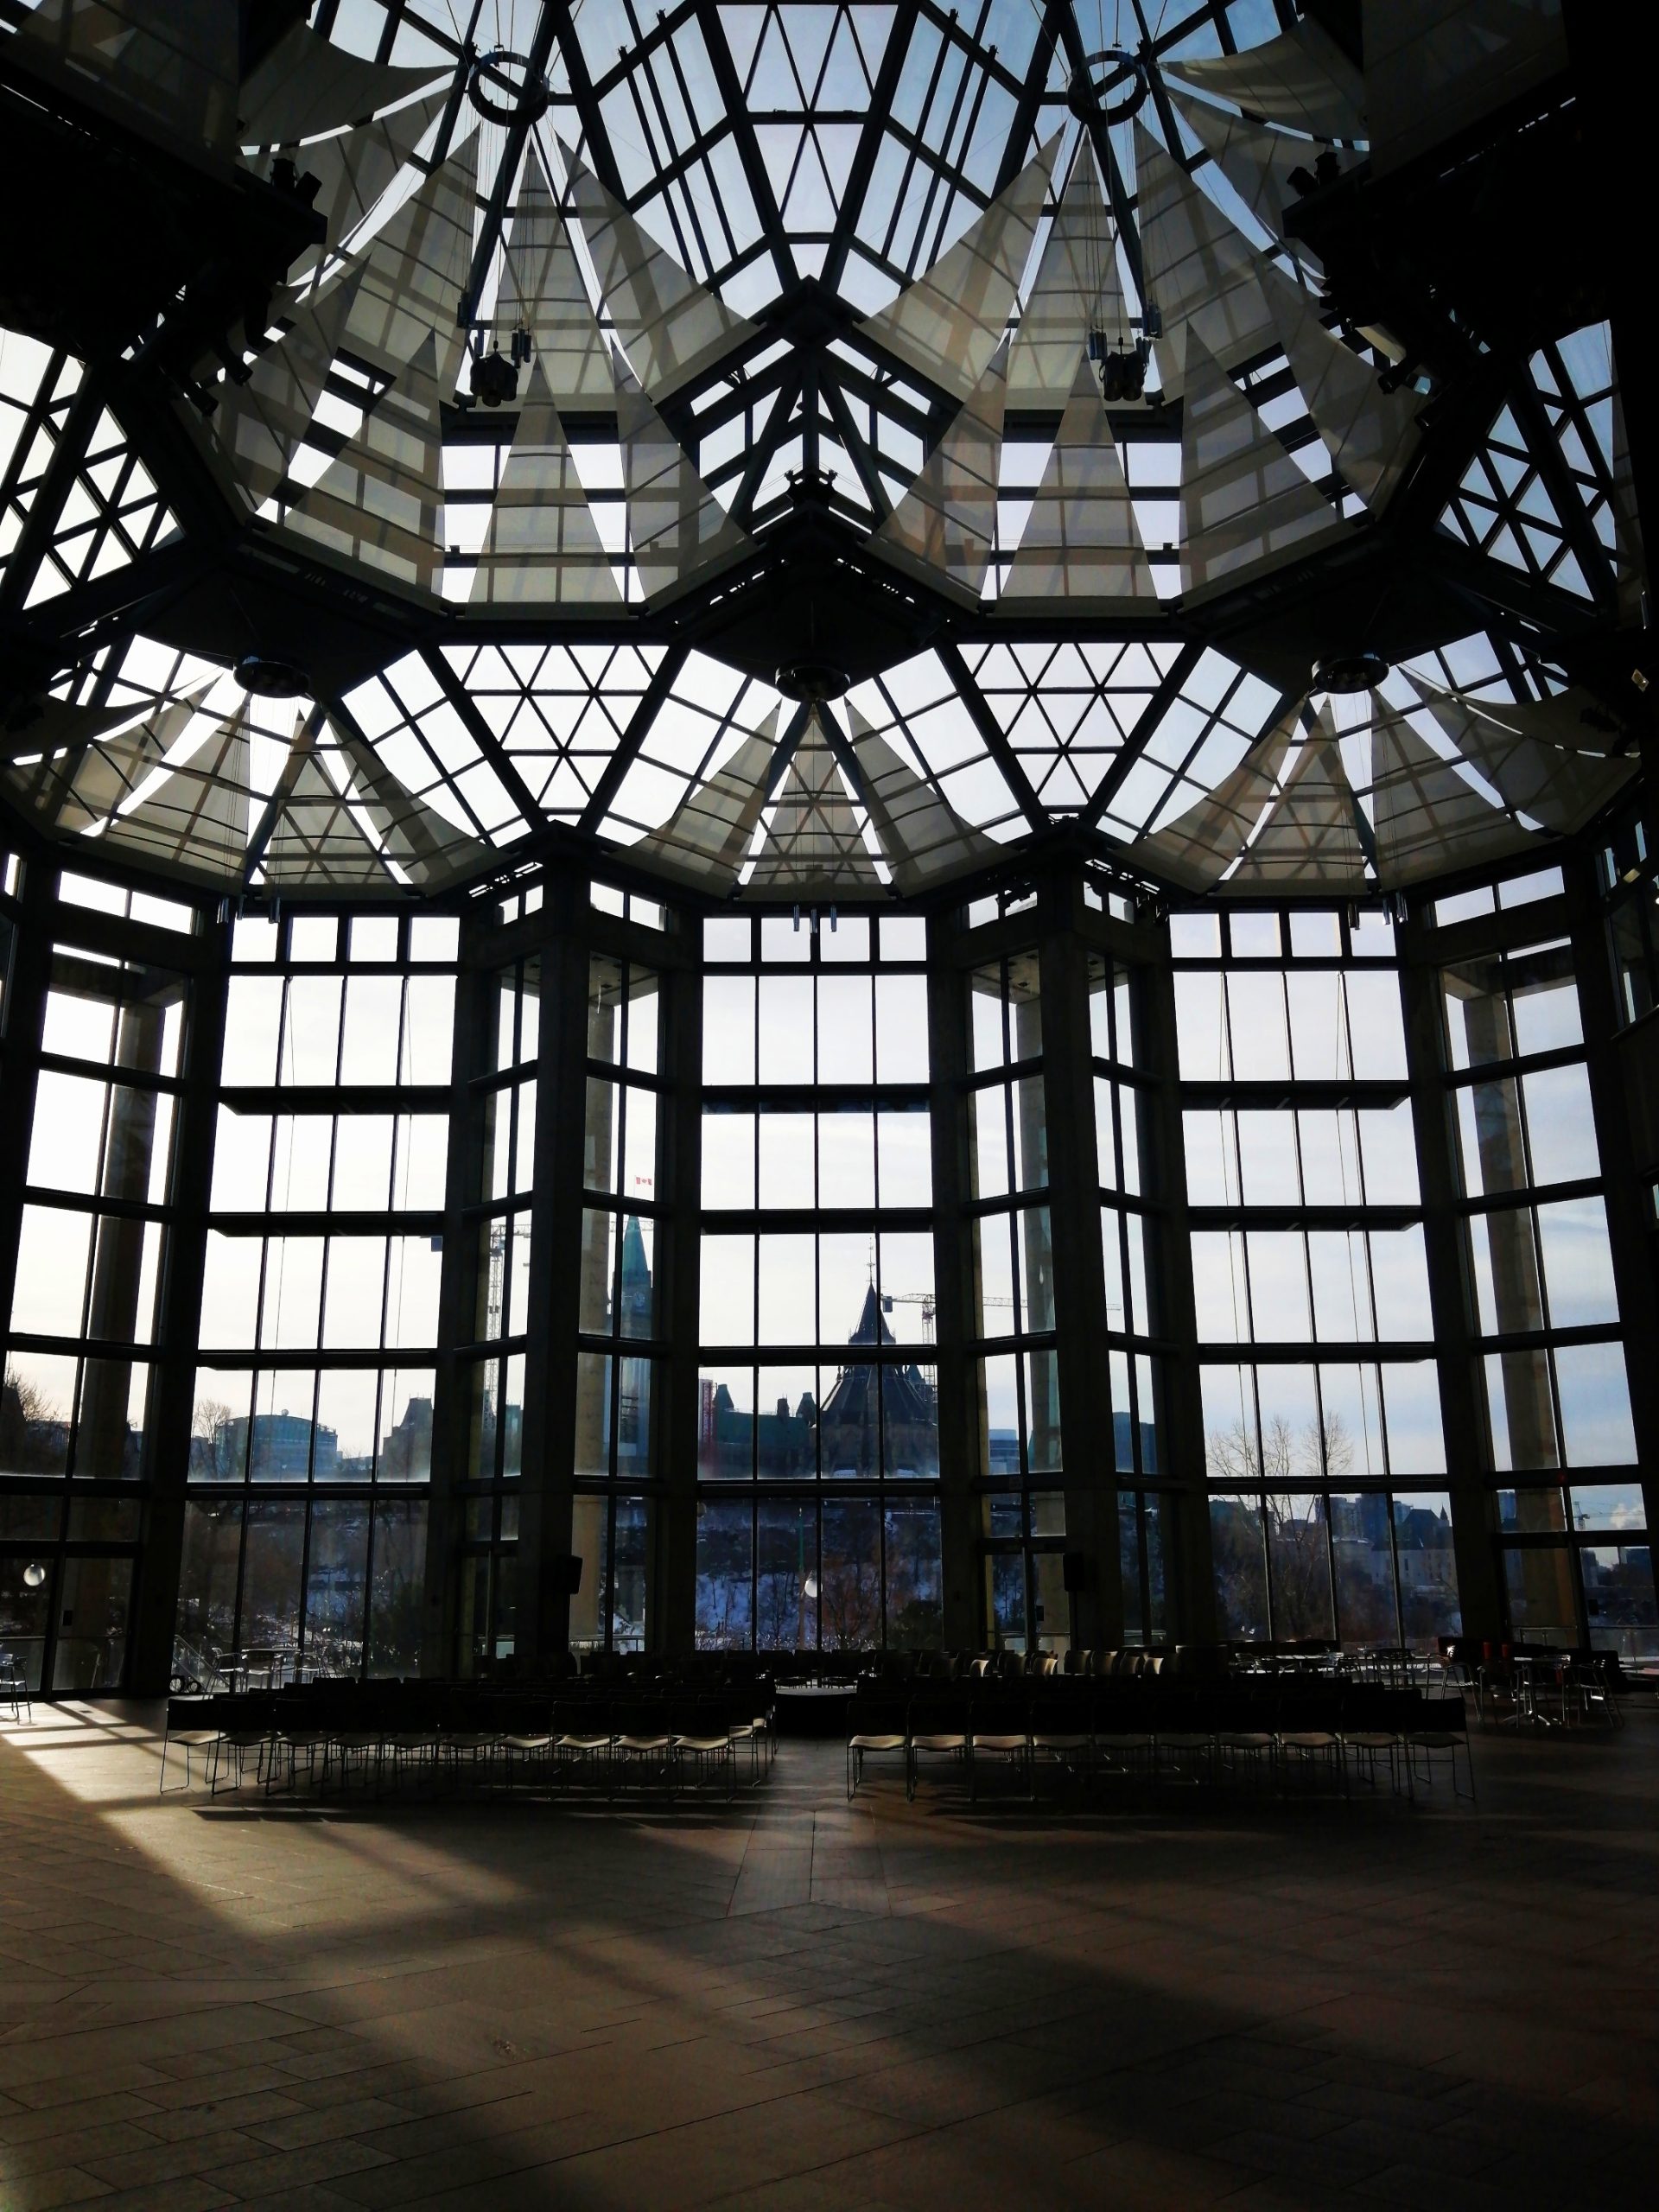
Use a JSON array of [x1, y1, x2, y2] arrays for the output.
[[1407, 1690, 1476, 1802], [159, 1694, 221, 1793]]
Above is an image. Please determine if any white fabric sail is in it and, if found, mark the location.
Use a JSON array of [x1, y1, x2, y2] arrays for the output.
[[1230, 710, 1370, 888], [1006, 143, 1130, 407], [848, 703, 997, 890], [301, 135, 480, 387], [210, 272, 364, 511], [1001, 359, 1157, 602], [616, 364, 751, 603], [263, 747, 395, 891], [331, 721, 487, 888], [1135, 704, 1300, 887], [567, 154, 760, 399], [1366, 693, 1539, 885], [257, 87, 449, 283], [1179, 330, 1345, 595], [469, 361, 621, 608], [1165, 17, 1367, 141], [746, 712, 882, 895], [283, 334, 444, 594], [1164, 86, 1325, 270], [873, 341, 1007, 601], [1402, 671, 1636, 835], [238, 23, 443, 146], [3, 677, 217, 830], [1261, 261, 1421, 510], [99, 704, 254, 881], [1133, 124, 1283, 404], [859, 133, 1060, 401], [494, 143, 613, 405], [633, 721, 779, 890]]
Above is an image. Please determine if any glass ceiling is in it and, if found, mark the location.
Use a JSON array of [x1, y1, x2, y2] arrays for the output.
[[0, 0, 1641, 902]]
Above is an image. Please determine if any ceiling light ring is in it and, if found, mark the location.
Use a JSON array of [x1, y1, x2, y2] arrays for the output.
[[468, 47, 551, 126], [1067, 48, 1149, 128]]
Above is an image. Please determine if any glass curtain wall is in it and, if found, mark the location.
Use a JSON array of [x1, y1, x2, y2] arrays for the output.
[[571, 937, 663, 1653], [175, 911, 455, 1683], [967, 949, 1065, 1651], [1440, 926, 1654, 1649], [2, 870, 194, 1689], [1175, 906, 1460, 1648], [696, 912, 940, 1652]]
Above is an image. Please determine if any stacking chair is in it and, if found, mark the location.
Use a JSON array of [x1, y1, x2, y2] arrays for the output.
[[968, 1694, 1032, 1802], [211, 1694, 275, 1793], [382, 1697, 442, 1795], [553, 1697, 613, 1791], [1153, 1689, 1214, 1790], [906, 1694, 969, 1801], [1338, 1687, 1409, 1796], [1094, 1682, 1155, 1789], [671, 1697, 736, 1799], [325, 1700, 385, 1796], [612, 1698, 676, 1796], [1406, 1691, 1476, 1802], [500, 1700, 556, 1790], [1274, 1694, 1347, 1797], [439, 1699, 502, 1794], [267, 1694, 329, 1794], [1030, 1682, 1094, 1791], [721, 1694, 763, 1785], [160, 1694, 221, 1792], [2, 1656, 34, 1724], [1216, 1694, 1278, 1793], [846, 1693, 908, 1799]]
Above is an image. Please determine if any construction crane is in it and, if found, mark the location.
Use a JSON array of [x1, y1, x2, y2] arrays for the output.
[[882, 1291, 1017, 1343]]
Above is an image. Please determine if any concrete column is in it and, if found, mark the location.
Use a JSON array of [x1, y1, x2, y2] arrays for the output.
[[1565, 856, 1659, 1546], [1037, 881, 1121, 1652], [926, 910, 978, 1650], [1135, 914, 1218, 1644], [130, 924, 227, 1694], [658, 942, 703, 1652]]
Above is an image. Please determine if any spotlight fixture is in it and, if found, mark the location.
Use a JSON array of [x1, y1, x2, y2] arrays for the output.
[[775, 660, 850, 702], [234, 654, 310, 698], [1088, 309, 1157, 406], [269, 154, 321, 208], [470, 345, 518, 408], [1313, 651, 1390, 694]]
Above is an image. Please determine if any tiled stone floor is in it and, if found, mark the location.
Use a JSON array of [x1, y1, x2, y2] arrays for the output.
[[3, 1698, 1658, 2209]]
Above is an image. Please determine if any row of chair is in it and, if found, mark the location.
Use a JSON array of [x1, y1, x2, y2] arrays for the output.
[[846, 1688, 1474, 1805], [162, 1688, 776, 1801]]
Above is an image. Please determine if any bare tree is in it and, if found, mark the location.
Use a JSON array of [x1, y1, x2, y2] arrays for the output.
[[190, 1396, 234, 1480]]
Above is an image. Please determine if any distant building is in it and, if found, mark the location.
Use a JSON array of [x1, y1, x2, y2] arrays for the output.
[[235, 1411, 338, 1481], [698, 1285, 938, 1479]]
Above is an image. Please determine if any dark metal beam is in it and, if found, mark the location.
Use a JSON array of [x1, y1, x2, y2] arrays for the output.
[[1081, 641, 1205, 830], [425, 643, 546, 830], [936, 639, 1048, 836], [576, 642, 690, 836]]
